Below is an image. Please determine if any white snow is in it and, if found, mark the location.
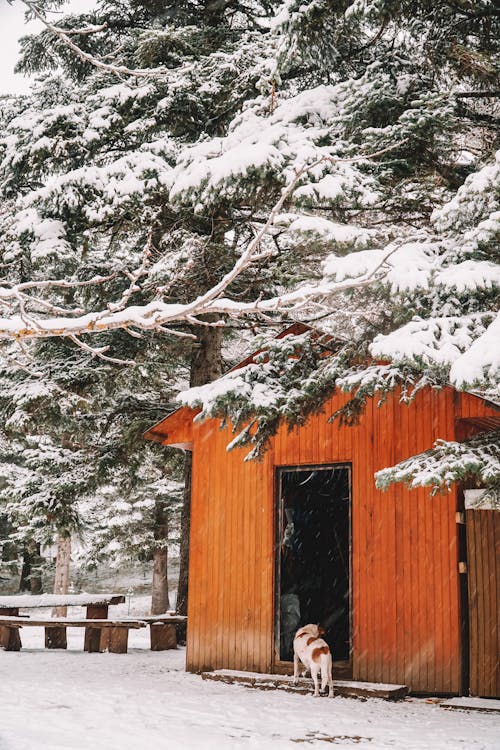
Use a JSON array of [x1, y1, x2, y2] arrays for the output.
[[441, 697, 500, 712], [1, 623, 499, 750], [323, 241, 438, 292], [432, 150, 500, 233], [464, 489, 500, 511], [277, 213, 374, 248], [0, 592, 124, 608], [369, 315, 499, 389], [450, 313, 500, 390]]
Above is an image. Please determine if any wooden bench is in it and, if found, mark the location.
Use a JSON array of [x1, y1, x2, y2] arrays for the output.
[[0, 616, 145, 654], [140, 614, 187, 651], [0, 594, 126, 652]]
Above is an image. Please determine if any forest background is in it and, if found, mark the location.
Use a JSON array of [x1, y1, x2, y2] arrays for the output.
[[0, 0, 498, 618]]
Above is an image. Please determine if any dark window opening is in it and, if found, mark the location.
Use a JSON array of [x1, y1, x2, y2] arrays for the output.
[[276, 465, 351, 663]]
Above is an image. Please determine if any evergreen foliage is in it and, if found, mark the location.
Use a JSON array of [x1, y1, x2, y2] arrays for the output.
[[375, 429, 500, 493], [0, 0, 498, 577], [180, 0, 500, 484]]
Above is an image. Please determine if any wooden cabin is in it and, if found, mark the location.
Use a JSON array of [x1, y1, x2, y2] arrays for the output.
[[145, 336, 500, 698]]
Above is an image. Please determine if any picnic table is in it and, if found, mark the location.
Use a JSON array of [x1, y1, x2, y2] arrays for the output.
[[0, 593, 125, 652], [0, 595, 187, 654]]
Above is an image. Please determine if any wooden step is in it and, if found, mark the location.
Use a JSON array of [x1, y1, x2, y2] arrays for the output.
[[441, 698, 500, 713], [201, 670, 409, 700]]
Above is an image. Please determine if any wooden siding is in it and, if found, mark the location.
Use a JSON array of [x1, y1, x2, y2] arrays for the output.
[[466, 509, 500, 697], [185, 387, 465, 693], [187, 418, 274, 673], [143, 406, 197, 448], [455, 392, 500, 420]]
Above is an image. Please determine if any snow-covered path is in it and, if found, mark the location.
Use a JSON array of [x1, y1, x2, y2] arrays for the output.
[[1, 628, 499, 750]]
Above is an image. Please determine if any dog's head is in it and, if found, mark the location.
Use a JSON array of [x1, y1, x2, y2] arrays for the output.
[[296, 623, 325, 638]]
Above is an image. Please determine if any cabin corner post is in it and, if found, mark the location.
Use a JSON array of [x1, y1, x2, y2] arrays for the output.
[[185, 439, 200, 674]]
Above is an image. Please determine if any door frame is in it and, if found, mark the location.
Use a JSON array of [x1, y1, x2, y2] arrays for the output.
[[272, 462, 352, 674]]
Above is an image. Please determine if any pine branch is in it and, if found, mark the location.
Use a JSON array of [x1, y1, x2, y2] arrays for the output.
[[375, 430, 500, 493], [0, 142, 405, 343], [21, 1, 170, 80]]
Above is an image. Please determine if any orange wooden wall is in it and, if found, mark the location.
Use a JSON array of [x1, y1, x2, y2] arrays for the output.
[[185, 386, 470, 694]]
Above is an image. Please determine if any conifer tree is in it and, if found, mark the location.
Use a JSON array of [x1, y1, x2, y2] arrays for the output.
[[0, 0, 498, 606], [180, 0, 500, 489], [0, 0, 282, 600]]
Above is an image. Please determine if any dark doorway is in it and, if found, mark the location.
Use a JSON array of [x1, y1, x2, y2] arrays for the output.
[[276, 465, 351, 664]]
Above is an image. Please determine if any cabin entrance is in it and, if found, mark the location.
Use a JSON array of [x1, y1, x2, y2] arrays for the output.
[[275, 464, 351, 669]]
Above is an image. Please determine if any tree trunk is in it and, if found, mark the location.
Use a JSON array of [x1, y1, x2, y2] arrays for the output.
[[19, 551, 31, 592], [151, 500, 170, 615], [52, 532, 71, 618], [176, 453, 192, 622], [19, 542, 43, 594], [30, 542, 43, 594], [176, 325, 222, 631]]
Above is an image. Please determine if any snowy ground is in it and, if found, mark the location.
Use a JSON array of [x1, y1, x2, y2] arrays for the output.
[[1, 605, 499, 750]]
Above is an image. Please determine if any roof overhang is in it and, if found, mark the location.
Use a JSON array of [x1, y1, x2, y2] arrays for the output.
[[144, 406, 200, 450]]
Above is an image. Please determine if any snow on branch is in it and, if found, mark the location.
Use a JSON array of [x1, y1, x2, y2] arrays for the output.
[[370, 313, 500, 399], [375, 429, 500, 493], [21, 1, 170, 79], [0, 144, 403, 347]]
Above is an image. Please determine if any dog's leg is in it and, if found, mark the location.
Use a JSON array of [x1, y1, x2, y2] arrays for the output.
[[311, 664, 320, 697], [293, 652, 300, 684], [320, 655, 328, 695], [326, 653, 334, 698]]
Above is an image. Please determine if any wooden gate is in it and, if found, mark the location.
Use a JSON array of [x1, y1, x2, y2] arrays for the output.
[[466, 508, 500, 697]]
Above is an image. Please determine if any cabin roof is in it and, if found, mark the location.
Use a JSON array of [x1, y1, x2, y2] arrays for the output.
[[144, 324, 500, 449]]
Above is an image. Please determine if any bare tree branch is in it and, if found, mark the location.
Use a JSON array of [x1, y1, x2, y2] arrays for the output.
[[21, 0, 169, 79]]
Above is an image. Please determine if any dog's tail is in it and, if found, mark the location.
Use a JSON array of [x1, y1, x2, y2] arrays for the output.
[[320, 651, 333, 696]]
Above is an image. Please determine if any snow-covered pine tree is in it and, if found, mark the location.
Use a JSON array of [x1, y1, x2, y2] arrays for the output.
[[0, 0, 283, 603], [179, 0, 500, 491], [2, 0, 389, 605], [0, 0, 498, 601]]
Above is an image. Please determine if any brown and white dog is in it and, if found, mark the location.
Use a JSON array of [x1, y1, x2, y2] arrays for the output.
[[293, 624, 334, 697]]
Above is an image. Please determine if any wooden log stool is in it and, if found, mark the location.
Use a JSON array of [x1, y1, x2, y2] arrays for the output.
[[150, 622, 177, 651], [141, 615, 187, 651]]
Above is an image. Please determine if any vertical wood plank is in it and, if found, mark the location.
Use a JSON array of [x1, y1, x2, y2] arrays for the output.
[[467, 509, 500, 697], [265, 447, 275, 672], [374, 397, 386, 683], [351, 413, 361, 681], [205, 425, 215, 669], [189, 425, 206, 671], [397, 396, 410, 688], [483, 513, 493, 694], [496, 511, 500, 698], [388, 401, 398, 685], [246, 449, 255, 671], [366, 398, 376, 682], [418, 393, 429, 692], [440, 389, 453, 693]]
